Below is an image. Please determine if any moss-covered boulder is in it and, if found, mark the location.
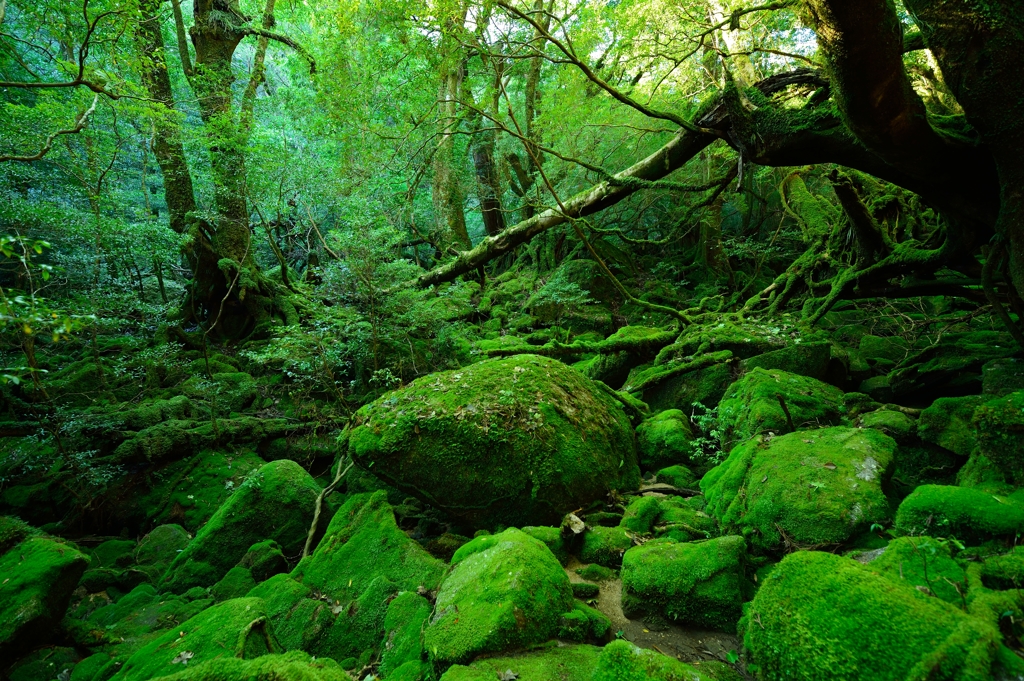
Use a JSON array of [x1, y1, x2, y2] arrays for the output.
[[438, 644, 603, 681], [112, 597, 279, 680], [894, 485, 1024, 541], [869, 536, 967, 604], [973, 390, 1024, 482], [237, 539, 287, 583], [716, 368, 845, 450], [619, 495, 715, 543], [591, 639, 728, 681], [135, 524, 189, 582], [635, 409, 695, 471], [655, 464, 697, 489], [917, 395, 986, 457], [380, 591, 433, 679], [744, 550, 1008, 680], [702, 427, 895, 552], [621, 536, 749, 631], [579, 525, 633, 567], [292, 491, 445, 602], [982, 357, 1024, 396], [424, 528, 575, 668], [181, 372, 258, 413], [161, 459, 323, 593], [156, 651, 350, 680], [0, 534, 89, 659], [348, 354, 640, 529]]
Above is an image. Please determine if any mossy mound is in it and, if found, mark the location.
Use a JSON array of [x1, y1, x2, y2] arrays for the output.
[[6, 646, 81, 681], [579, 525, 633, 567], [0, 534, 89, 659], [347, 354, 640, 529], [918, 396, 986, 457], [982, 357, 1024, 396], [894, 484, 1024, 541], [655, 464, 697, 489], [156, 651, 350, 681], [591, 639, 726, 681], [424, 528, 575, 668], [869, 536, 967, 604], [112, 597, 279, 680], [438, 644, 603, 681], [744, 550, 1006, 680], [134, 524, 189, 583], [162, 460, 323, 593], [972, 390, 1024, 482], [621, 536, 749, 631], [237, 539, 287, 582], [702, 427, 895, 552], [635, 409, 696, 472], [619, 495, 715, 543], [292, 491, 445, 602], [380, 591, 433, 678], [716, 368, 845, 450]]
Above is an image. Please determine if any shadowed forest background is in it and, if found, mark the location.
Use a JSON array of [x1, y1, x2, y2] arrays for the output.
[[2, 0, 1024, 679]]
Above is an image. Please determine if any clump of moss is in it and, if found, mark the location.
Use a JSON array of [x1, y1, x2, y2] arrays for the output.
[[210, 566, 256, 601], [380, 591, 433, 678], [572, 582, 600, 599], [591, 639, 721, 681], [973, 390, 1024, 482], [292, 491, 445, 603], [576, 564, 617, 581], [744, 550, 1005, 680], [635, 409, 696, 471], [621, 536, 749, 631], [439, 643, 604, 681], [558, 601, 611, 642], [619, 495, 715, 543], [0, 535, 89, 659], [716, 368, 845, 449], [580, 525, 633, 567], [894, 484, 1024, 542], [153, 650, 351, 681], [742, 340, 836, 382], [237, 539, 287, 582], [702, 427, 895, 552], [869, 536, 967, 604], [114, 597, 277, 680], [520, 525, 570, 564], [655, 465, 697, 489], [424, 528, 576, 668], [918, 395, 986, 456], [347, 354, 640, 529], [162, 459, 323, 593], [0, 515, 37, 555]]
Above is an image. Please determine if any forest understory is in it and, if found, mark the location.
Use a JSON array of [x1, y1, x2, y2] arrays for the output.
[[2, 0, 1024, 680]]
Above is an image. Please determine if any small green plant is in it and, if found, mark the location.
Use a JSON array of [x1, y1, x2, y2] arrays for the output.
[[689, 401, 725, 465]]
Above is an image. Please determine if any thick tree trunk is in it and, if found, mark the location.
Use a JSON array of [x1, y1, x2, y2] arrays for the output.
[[472, 127, 506, 237], [138, 0, 197, 237]]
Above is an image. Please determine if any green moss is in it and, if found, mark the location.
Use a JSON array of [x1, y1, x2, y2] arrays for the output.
[[0, 535, 89, 659], [161, 459, 323, 593], [620, 496, 662, 534], [439, 643, 604, 681], [580, 525, 633, 567], [380, 591, 432, 678], [860, 408, 917, 442], [621, 536, 749, 631], [895, 484, 1024, 542], [210, 566, 256, 601], [424, 528, 575, 667], [619, 495, 715, 542], [655, 465, 697, 489], [237, 539, 287, 582], [7, 646, 80, 681], [572, 582, 600, 599], [315, 575, 400, 662], [918, 395, 986, 457], [520, 525, 570, 564], [716, 368, 845, 449], [859, 335, 911, 363], [744, 550, 1004, 681], [70, 653, 112, 681], [870, 536, 967, 604], [702, 427, 895, 552], [181, 371, 258, 413], [0, 515, 36, 555], [982, 357, 1024, 396], [638, 361, 735, 413], [424, 532, 472, 563], [558, 600, 611, 642], [292, 491, 445, 603], [135, 525, 189, 580], [113, 597, 278, 680], [348, 354, 640, 529], [591, 639, 720, 681], [741, 341, 834, 381], [147, 651, 350, 680], [636, 409, 695, 471], [575, 564, 617, 581], [973, 390, 1024, 482]]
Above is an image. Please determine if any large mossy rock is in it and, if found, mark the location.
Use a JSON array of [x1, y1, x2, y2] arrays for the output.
[[702, 427, 895, 552], [439, 644, 603, 681], [973, 390, 1024, 482], [161, 460, 322, 593], [635, 409, 695, 472], [112, 597, 278, 680], [592, 639, 731, 681], [744, 550, 1008, 680], [894, 484, 1024, 542], [348, 354, 640, 529], [424, 528, 575, 668], [716, 368, 845, 450], [621, 535, 749, 631], [0, 532, 89, 659], [917, 395, 986, 457], [292, 491, 445, 602], [156, 651, 350, 681]]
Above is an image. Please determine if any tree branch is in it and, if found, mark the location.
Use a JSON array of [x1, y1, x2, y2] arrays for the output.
[[241, 27, 316, 74], [0, 95, 98, 163]]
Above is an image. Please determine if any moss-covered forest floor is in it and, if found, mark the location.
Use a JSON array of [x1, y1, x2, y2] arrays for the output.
[[3, 268, 1024, 681]]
